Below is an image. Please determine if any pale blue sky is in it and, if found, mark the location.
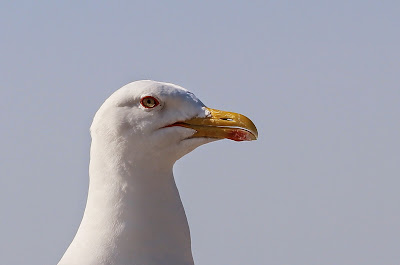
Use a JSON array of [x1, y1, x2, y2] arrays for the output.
[[1, 1, 399, 265]]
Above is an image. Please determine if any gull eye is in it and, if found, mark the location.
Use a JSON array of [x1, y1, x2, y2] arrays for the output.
[[140, 96, 159, 108]]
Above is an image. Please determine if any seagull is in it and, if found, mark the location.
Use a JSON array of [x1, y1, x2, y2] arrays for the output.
[[58, 80, 258, 265]]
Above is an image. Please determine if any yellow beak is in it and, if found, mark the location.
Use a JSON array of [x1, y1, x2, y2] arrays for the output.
[[172, 107, 258, 141]]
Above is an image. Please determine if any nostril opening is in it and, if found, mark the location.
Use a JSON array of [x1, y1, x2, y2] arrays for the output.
[[221, 118, 233, 121]]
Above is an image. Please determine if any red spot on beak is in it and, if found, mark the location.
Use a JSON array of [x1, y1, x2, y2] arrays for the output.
[[227, 129, 253, 142]]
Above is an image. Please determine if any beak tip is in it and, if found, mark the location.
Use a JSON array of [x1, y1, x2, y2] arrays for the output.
[[250, 133, 258, 141]]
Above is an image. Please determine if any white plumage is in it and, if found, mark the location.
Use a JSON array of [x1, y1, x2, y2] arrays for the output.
[[58, 80, 257, 265]]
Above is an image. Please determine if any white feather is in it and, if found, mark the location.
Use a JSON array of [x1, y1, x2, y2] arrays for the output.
[[58, 80, 215, 265]]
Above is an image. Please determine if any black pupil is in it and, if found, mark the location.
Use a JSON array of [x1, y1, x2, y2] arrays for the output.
[[145, 98, 154, 106]]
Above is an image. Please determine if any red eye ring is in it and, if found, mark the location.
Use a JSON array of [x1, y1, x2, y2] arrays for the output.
[[140, 96, 160, 108]]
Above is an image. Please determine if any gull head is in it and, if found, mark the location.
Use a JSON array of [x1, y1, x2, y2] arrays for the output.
[[90, 80, 258, 167], [58, 80, 258, 265]]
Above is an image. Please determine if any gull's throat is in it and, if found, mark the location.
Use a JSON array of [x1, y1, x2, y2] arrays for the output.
[[58, 140, 195, 265]]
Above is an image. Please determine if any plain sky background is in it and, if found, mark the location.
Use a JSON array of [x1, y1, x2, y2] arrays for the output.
[[1, 1, 399, 265]]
